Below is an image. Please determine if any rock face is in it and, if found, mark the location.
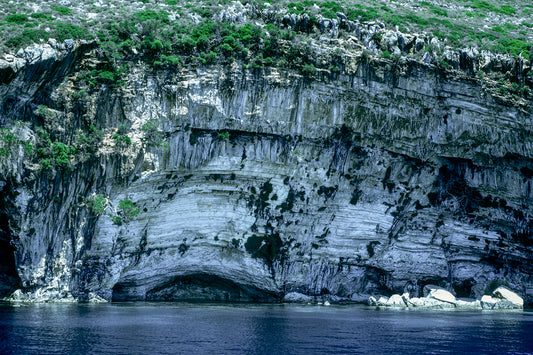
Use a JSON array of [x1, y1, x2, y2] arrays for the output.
[[0, 43, 533, 304]]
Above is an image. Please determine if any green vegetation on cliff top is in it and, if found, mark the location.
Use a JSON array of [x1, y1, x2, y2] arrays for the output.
[[0, 0, 531, 101], [0, 0, 531, 59]]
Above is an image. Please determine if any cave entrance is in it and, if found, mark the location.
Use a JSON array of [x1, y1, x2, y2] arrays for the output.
[[112, 273, 281, 303]]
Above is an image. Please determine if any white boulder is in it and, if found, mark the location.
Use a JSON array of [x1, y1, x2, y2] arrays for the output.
[[368, 296, 389, 306], [386, 294, 406, 306], [492, 287, 523, 308], [407, 297, 454, 308], [428, 288, 456, 304], [283, 292, 312, 303]]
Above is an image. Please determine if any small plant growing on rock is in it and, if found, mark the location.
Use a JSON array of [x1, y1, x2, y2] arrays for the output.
[[113, 126, 131, 147], [36, 105, 57, 121], [76, 124, 103, 153], [87, 194, 107, 215], [50, 142, 76, 168], [290, 149, 302, 156], [108, 199, 141, 225], [142, 119, 166, 147], [0, 126, 19, 158], [116, 199, 140, 223], [218, 131, 230, 142], [301, 63, 317, 76], [35, 127, 76, 170]]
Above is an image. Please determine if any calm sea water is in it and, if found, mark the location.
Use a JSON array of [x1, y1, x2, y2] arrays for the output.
[[0, 302, 532, 354]]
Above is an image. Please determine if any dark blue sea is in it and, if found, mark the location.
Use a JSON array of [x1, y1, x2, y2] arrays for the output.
[[0, 302, 532, 354]]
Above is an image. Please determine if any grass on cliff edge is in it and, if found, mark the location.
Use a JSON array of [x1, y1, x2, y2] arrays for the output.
[[0, 0, 531, 58], [0, 0, 532, 103]]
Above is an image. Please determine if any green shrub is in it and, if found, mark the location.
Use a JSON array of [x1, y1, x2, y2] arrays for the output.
[[491, 38, 531, 59], [0, 126, 19, 158], [302, 63, 317, 76], [54, 23, 87, 41], [382, 50, 391, 59], [108, 200, 141, 226], [134, 10, 169, 23], [264, 57, 274, 66], [50, 142, 76, 168], [111, 215, 123, 225], [31, 13, 53, 21], [35, 130, 76, 170], [98, 71, 115, 82], [36, 105, 56, 120], [87, 194, 107, 215], [141, 119, 166, 146], [322, 9, 338, 19], [113, 126, 131, 147], [218, 131, 230, 141], [287, 2, 306, 14], [205, 51, 217, 63], [347, 6, 380, 22], [118, 199, 140, 220], [469, 1, 496, 11], [492, 26, 507, 34], [161, 54, 181, 65], [76, 124, 103, 152], [51, 6, 72, 15], [22, 141, 34, 155], [6, 29, 49, 49], [404, 13, 430, 26], [499, 5, 516, 15], [151, 39, 163, 52], [6, 14, 29, 24]]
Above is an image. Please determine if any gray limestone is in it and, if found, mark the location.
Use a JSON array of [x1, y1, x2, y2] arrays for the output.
[[0, 40, 532, 305]]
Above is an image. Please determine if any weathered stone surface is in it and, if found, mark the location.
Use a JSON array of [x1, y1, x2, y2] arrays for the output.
[[0, 38, 532, 304]]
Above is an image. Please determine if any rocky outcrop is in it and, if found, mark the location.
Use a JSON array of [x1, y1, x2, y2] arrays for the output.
[[0, 35, 532, 305], [369, 285, 523, 310]]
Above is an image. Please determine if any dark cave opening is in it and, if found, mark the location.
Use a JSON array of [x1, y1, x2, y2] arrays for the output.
[[112, 273, 281, 303]]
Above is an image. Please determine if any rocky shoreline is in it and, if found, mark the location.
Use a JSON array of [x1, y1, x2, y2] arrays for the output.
[[368, 285, 524, 310]]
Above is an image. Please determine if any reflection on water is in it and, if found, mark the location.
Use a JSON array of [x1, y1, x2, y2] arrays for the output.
[[1, 303, 533, 354]]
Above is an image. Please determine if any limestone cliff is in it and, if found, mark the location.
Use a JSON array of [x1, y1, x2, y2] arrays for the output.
[[1, 39, 533, 304]]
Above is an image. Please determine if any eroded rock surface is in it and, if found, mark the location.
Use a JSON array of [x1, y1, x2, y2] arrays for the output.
[[0, 43, 532, 304]]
